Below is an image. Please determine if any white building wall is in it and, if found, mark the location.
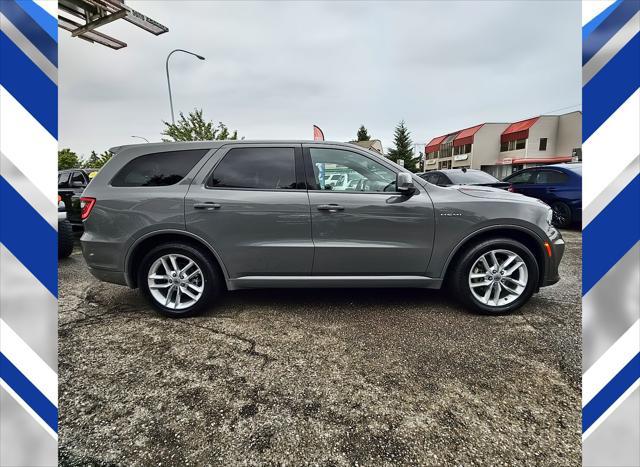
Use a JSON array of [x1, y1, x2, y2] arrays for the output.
[[467, 123, 509, 169], [527, 116, 559, 158], [556, 111, 582, 157]]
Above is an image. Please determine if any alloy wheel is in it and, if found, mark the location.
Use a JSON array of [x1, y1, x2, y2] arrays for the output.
[[147, 254, 204, 310], [552, 203, 571, 227], [468, 249, 529, 307]]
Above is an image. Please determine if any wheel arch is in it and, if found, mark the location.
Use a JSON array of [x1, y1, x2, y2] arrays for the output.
[[442, 225, 547, 289], [125, 230, 230, 289]]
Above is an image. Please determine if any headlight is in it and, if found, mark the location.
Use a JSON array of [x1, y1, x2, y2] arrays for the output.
[[546, 208, 553, 226]]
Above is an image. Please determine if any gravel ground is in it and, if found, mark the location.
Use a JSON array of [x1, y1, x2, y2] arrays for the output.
[[58, 230, 582, 466]]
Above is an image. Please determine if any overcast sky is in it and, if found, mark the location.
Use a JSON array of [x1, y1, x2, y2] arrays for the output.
[[59, 1, 581, 158]]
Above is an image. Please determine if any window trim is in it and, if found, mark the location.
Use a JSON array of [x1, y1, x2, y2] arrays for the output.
[[203, 145, 306, 192], [302, 145, 407, 195]]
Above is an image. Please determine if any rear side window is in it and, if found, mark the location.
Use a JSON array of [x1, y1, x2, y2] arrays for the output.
[[208, 147, 297, 190], [505, 171, 533, 184], [58, 172, 70, 188], [111, 149, 208, 187], [535, 170, 568, 184]]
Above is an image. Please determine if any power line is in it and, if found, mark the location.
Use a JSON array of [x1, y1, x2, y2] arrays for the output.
[[538, 103, 582, 115]]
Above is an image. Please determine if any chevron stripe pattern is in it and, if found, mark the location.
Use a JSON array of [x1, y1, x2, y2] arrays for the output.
[[0, 0, 58, 465], [582, 1, 640, 465]]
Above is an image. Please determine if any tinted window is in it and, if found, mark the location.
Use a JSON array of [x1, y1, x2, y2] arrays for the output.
[[421, 172, 438, 184], [309, 148, 396, 192], [505, 171, 534, 184], [58, 172, 70, 188], [209, 147, 296, 190], [71, 171, 86, 186], [535, 170, 568, 184], [447, 170, 499, 184], [436, 174, 451, 186], [111, 149, 208, 187]]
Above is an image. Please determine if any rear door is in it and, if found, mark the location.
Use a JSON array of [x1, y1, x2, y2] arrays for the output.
[[185, 144, 313, 278], [531, 169, 570, 204], [304, 144, 434, 275]]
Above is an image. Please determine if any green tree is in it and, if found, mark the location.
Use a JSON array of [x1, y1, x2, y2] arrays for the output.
[[387, 120, 418, 172], [162, 108, 238, 142], [356, 125, 371, 141], [84, 150, 113, 169], [58, 148, 80, 170]]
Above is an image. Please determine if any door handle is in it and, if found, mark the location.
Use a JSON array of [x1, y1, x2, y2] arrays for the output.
[[317, 204, 344, 212], [194, 202, 221, 210]]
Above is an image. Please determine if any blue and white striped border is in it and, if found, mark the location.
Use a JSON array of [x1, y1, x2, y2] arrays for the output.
[[0, 1, 638, 464], [0, 0, 58, 465], [582, 0, 639, 465]]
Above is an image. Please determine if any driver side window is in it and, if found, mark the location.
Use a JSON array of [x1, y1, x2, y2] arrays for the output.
[[308, 148, 396, 193]]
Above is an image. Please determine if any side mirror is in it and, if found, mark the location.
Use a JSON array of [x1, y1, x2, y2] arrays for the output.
[[397, 172, 417, 196]]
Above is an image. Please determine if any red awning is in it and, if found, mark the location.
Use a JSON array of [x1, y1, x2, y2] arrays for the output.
[[425, 135, 446, 153], [501, 117, 539, 143], [453, 124, 483, 147]]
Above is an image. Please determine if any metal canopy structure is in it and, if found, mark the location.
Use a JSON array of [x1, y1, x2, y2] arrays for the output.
[[59, 0, 168, 50]]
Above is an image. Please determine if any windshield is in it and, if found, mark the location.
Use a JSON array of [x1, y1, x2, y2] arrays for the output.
[[447, 170, 499, 184]]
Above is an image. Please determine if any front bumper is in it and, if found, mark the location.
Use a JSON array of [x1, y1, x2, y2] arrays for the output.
[[541, 230, 565, 287]]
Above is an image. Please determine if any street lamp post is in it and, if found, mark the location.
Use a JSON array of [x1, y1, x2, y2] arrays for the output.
[[131, 135, 149, 143], [165, 49, 205, 124]]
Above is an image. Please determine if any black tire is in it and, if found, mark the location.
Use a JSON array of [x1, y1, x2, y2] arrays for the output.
[[450, 238, 539, 315], [138, 243, 222, 318], [551, 201, 572, 228], [58, 219, 74, 259]]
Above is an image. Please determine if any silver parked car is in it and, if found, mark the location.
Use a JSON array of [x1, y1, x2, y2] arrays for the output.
[[80, 141, 564, 317]]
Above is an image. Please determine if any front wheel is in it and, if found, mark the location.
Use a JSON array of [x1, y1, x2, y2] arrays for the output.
[[551, 201, 572, 228], [450, 238, 539, 315], [138, 243, 221, 318]]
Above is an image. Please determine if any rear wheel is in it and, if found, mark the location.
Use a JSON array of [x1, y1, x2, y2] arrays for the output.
[[138, 243, 221, 318], [58, 219, 74, 258], [450, 238, 539, 315], [551, 201, 572, 228]]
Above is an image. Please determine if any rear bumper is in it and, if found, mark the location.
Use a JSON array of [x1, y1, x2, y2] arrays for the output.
[[81, 233, 129, 286], [541, 232, 565, 287], [86, 266, 128, 287]]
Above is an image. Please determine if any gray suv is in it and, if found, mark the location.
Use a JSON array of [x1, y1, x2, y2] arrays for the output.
[[80, 141, 564, 317]]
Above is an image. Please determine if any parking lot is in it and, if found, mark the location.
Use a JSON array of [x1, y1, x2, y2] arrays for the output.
[[59, 230, 581, 466]]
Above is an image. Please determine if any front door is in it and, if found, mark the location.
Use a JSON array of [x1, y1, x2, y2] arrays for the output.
[[185, 144, 313, 278], [506, 169, 536, 196], [304, 145, 434, 275]]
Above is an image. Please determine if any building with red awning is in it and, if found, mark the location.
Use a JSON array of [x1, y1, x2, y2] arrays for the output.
[[422, 111, 581, 178]]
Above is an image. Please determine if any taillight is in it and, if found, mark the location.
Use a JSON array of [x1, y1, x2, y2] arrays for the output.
[[80, 197, 96, 220], [57, 195, 61, 203]]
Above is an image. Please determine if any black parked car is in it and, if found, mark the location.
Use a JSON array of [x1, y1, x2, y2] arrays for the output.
[[58, 168, 98, 227], [418, 169, 510, 189]]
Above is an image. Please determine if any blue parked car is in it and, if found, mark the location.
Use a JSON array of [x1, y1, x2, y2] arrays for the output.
[[503, 163, 581, 228]]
